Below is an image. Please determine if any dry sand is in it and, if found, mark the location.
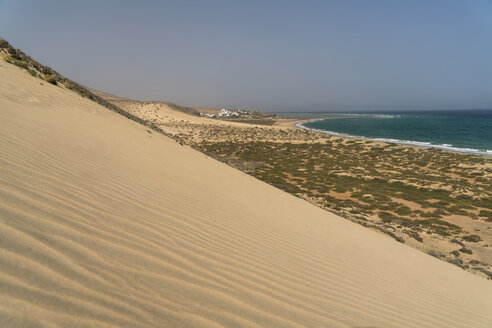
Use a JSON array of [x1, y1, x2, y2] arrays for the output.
[[1, 60, 492, 328]]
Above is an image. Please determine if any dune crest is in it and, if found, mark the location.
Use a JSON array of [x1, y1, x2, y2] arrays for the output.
[[1, 60, 492, 327]]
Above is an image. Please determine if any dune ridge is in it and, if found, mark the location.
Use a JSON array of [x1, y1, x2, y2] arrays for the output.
[[1, 59, 492, 327]]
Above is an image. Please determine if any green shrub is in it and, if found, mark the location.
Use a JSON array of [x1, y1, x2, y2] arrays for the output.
[[407, 231, 423, 242], [2, 52, 30, 69], [378, 211, 396, 223], [1, 52, 12, 63], [478, 209, 492, 218], [0, 39, 9, 48], [13, 59, 28, 69], [44, 75, 57, 85], [462, 234, 481, 242], [395, 206, 412, 216]]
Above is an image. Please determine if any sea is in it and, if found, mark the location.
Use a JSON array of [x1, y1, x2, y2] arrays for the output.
[[277, 110, 492, 156]]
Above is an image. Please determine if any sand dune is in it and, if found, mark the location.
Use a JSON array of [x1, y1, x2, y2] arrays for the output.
[[1, 60, 492, 328]]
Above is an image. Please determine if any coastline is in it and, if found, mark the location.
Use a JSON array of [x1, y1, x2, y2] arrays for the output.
[[276, 117, 330, 128], [293, 118, 492, 157], [92, 92, 492, 280], [2, 33, 492, 327]]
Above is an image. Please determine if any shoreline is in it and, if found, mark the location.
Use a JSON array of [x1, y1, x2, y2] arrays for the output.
[[192, 117, 492, 280], [3, 39, 492, 327], [293, 118, 492, 157], [94, 93, 492, 280]]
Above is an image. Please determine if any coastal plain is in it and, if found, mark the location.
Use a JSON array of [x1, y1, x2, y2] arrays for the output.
[[104, 95, 492, 280], [1, 52, 492, 327]]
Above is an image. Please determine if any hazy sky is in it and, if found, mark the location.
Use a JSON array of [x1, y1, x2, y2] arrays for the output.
[[1, 0, 492, 111]]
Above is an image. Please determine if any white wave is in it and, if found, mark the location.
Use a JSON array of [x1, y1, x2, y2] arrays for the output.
[[328, 113, 400, 119], [372, 114, 400, 119], [295, 122, 491, 157]]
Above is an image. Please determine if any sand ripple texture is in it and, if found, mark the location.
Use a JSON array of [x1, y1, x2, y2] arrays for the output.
[[1, 62, 492, 328]]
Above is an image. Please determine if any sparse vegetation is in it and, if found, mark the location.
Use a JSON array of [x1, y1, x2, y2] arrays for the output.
[[0, 37, 172, 138], [4, 35, 490, 279], [44, 74, 58, 85], [188, 134, 492, 278], [459, 247, 473, 255], [1, 51, 29, 69], [1, 52, 13, 63], [479, 209, 492, 218], [13, 59, 29, 69], [221, 118, 276, 125], [463, 234, 482, 242]]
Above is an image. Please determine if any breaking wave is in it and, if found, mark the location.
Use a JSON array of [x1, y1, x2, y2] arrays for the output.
[[296, 121, 492, 157]]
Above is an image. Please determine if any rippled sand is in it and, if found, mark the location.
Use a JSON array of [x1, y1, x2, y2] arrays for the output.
[[1, 60, 492, 327]]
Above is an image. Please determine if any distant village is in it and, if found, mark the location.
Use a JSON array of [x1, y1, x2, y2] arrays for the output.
[[201, 108, 275, 119], [201, 108, 251, 118]]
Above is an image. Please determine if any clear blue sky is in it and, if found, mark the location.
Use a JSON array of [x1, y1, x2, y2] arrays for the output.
[[1, 0, 491, 111]]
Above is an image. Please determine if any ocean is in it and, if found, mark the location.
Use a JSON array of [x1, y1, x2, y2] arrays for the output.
[[279, 110, 492, 156]]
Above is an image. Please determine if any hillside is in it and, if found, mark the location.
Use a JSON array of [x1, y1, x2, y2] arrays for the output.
[[1, 46, 492, 327]]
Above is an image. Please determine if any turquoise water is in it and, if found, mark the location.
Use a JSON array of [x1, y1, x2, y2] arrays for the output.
[[288, 110, 492, 156]]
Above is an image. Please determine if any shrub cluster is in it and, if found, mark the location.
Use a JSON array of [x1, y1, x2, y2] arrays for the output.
[[44, 75, 57, 85], [463, 234, 482, 243]]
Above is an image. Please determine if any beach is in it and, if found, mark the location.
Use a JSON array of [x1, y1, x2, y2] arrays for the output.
[[295, 111, 492, 157], [95, 93, 492, 279]]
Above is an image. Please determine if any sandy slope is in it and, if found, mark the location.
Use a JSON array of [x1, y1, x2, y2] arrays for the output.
[[1, 61, 492, 328]]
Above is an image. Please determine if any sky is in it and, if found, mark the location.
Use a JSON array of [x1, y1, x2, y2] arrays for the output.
[[1, 0, 492, 112]]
